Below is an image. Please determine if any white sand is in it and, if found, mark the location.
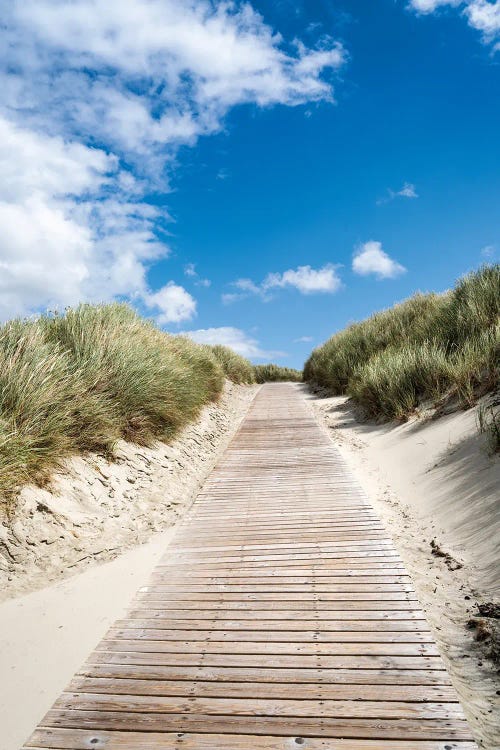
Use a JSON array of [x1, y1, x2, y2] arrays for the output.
[[308, 389, 500, 749], [0, 530, 175, 750]]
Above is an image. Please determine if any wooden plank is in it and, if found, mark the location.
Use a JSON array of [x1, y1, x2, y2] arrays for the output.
[[114, 618, 430, 631], [55, 693, 465, 719], [130, 599, 421, 610], [25, 728, 479, 750], [134, 590, 418, 600], [22, 383, 477, 749], [106, 628, 437, 643], [39, 710, 475, 739], [87, 652, 444, 670], [77, 664, 453, 685], [97, 639, 440, 656], [67, 678, 459, 702]]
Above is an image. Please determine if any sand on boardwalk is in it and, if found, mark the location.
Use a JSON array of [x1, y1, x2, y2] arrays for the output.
[[307, 387, 500, 750], [0, 380, 258, 600]]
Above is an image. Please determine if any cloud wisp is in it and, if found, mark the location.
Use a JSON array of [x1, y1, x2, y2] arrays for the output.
[[180, 326, 285, 360], [224, 264, 342, 304], [352, 241, 407, 280], [184, 263, 211, 288], [377, 182, 418, 205], [0, 0, 346, 321]]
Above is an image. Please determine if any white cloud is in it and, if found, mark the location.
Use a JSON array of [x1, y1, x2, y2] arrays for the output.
[[1, 1, 346, 158], [264, 264, 342, 294], [184, 262, 211, 288], [294, 336, 313, 343], [180, 326, 285, 360], [352, 241, 407, 280], [377, 182, 418, 205], [409, 0, 500, 47], [409, 0, 461, 12], [0, 1, 345, 319], [397, 182, 418, 198], [184, 263, 197, 277], [465, 0, 500, 38], [235, 278, 263, 294], [225, 264, 342, 303], [145, 283, 196, 324], [0, 115, 169, 320]]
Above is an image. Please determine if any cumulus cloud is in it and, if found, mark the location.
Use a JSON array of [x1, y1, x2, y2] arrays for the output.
[[180, 326, 285, 360], [3, 1, 346, 154], [0, 115, 169, 319], [264, 264, 342, 294], [224, 264, 342, 303], [465, 0, 500, 39], [409, 0, 500, 48], [0, 0, 345, 319], [352, 241, 407, 280], [144, 283, 196, 324]]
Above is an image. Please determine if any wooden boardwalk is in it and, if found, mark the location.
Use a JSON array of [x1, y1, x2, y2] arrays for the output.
[[24, 384, 478, 749]]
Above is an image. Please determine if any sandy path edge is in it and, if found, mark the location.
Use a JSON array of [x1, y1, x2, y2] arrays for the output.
[[306, 387, 499, 749]]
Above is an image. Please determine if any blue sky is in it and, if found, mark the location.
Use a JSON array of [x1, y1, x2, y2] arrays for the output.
[[0, 0, 498, 366]]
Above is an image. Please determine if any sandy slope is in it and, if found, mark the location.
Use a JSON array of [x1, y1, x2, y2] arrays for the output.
[[308, 388, 500, 749], [0, 381, 258, 599]]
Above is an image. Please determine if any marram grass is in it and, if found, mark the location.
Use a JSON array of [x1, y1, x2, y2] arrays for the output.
[[253, 364, 302, 383], [207, 345, 256, 384], [304, 264, 500, 421], [0, 303, 254, 509]]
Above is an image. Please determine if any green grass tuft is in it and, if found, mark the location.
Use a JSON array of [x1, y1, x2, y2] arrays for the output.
[[0, 303, 253, 509], [253, 364, 303, 383], [207, 345, 256, 384], [304, 264, 500, 421]]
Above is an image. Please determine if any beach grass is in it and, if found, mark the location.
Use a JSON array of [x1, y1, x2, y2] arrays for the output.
[[304, 264, 499, 420], [0, 303, 252, 508]]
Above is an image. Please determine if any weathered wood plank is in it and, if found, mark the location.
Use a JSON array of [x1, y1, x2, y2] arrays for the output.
[[25, 728, 479, 750], [38, 710, 475, 739], [97, 639, 440, 656]]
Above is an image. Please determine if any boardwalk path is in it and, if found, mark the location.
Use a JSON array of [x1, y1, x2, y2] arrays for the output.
[[24, 384, 477, 749]]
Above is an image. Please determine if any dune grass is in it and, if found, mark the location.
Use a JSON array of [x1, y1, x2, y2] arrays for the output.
[[304, 264, 500, 421], [207, 345, 256, 384], [0, 303, 252, 509], [477, 401, 500, 455], [253, 364, 303, 383]]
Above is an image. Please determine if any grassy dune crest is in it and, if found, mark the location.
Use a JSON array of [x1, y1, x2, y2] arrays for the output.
[[207, 345, 256, 384], [253, 364, 303, 383], [0, 304, 252, 508], [304, 265, 500, 421]]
